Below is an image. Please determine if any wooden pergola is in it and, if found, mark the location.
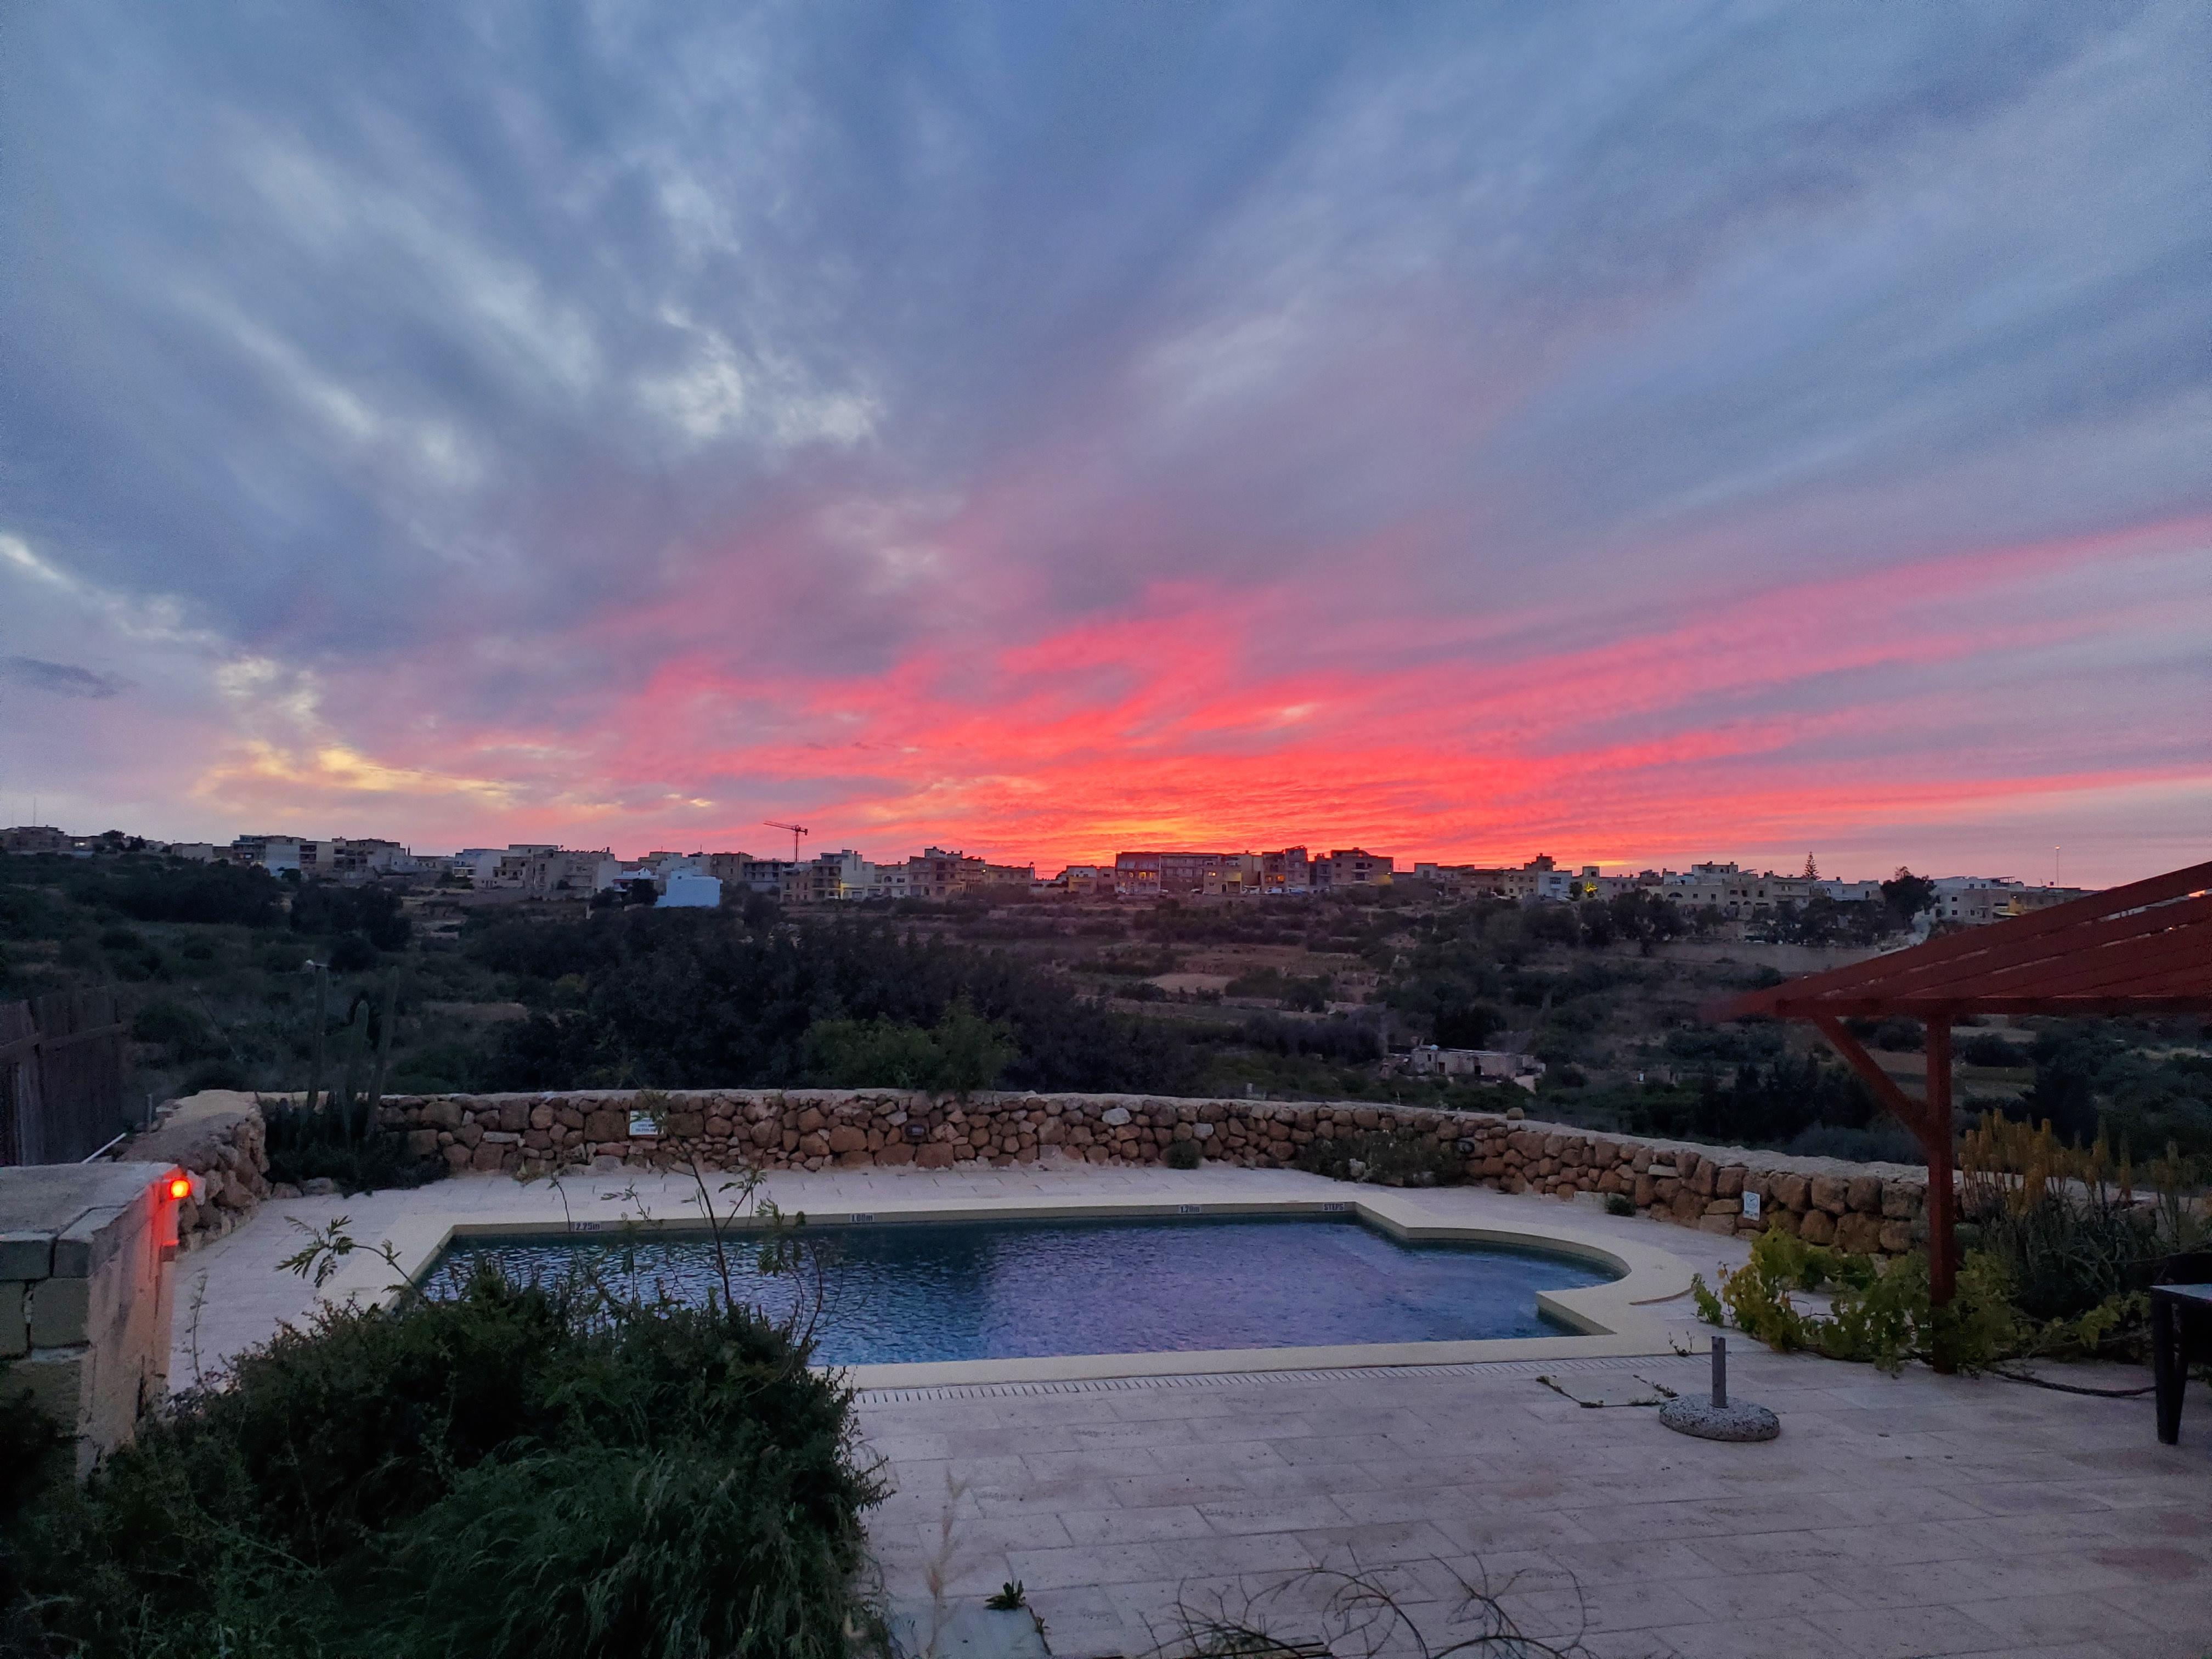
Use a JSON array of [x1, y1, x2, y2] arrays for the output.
[[1709, 860, 2212, 1312]]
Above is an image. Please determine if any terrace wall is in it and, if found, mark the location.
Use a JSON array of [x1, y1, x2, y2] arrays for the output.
[[375, 1089, 1929, 1255], [125, 1092, 270, 1251]]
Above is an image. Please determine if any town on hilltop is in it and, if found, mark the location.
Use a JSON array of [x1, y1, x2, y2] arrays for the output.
[[0, 823, 2094, 929]]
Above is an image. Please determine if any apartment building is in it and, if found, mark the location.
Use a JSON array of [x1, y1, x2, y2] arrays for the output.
[[1412, 855, 1554, 899], [1112, 849, 1254, 896], [1658, 864, 1882, 917], [1310, 848, 1393, 889], [1930, 878, 2087, 927], [704, 852, 794, 893], [516, 848, 619, 898]]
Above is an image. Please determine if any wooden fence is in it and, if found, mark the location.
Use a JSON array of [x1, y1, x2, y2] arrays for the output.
[[0, 988, 129, 1165]]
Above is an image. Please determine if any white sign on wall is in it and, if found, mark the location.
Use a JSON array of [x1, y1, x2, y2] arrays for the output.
[[1742, 1189, 1762, 1219]]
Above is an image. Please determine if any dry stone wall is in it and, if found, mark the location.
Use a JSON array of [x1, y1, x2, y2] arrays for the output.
[[375, 1089, 1930, 1256], [123, 1092, 271, 1251]]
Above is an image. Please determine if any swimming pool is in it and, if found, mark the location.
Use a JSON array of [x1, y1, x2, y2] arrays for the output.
[[420, 1213, 1618, 1365]]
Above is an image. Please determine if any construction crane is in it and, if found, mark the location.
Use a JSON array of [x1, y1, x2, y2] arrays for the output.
[[764, 821, 809, 862]]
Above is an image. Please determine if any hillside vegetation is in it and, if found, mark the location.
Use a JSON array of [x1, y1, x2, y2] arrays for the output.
[[3, 851, 2204, 1161]]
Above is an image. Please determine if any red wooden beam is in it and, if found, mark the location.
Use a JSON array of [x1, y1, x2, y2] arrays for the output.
[[1763, 989, 2212, 1019], [1810, 1015, 1934, 1138], [1884, 902, 2212, 1008], [1710, 861, 2212, 1020], [1923, 1019, 1958, 1351]]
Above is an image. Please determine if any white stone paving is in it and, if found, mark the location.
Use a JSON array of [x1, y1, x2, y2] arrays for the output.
[[173, 1166, 2212, 1657]]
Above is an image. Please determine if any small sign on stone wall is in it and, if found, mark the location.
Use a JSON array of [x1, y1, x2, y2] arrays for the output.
[[628, 1113, 660, 1138], [1742, 1189, 1761, 1219]]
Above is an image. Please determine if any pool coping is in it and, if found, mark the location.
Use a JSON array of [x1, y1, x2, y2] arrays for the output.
[[317, 1188, 1700, 1386]]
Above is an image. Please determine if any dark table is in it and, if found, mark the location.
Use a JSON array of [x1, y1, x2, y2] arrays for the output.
[[2152, 1283, 2212, 1444]]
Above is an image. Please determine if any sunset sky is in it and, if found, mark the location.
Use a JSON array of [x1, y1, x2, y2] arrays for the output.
[[2, 4, 2205, 884]]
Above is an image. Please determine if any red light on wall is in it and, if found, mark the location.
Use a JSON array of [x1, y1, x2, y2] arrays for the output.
[[168, 1176, 192, 1200]]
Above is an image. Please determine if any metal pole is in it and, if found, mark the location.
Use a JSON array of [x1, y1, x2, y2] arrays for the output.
[[1712, 1335, 1728, 1409]]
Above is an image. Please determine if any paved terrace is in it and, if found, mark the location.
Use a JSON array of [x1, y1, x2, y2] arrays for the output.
[[176, 1166, 2212, 1658]]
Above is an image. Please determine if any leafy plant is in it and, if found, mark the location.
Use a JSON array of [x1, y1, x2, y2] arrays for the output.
[[1164, 1138, 1203, 1170], [3, 1265, 883, 1658], [1294, 1128, 1459, 1188], [1602, 1193, 1635, 1217], [803, 996, 1018, 1096], [1959, 1110, 2204, 1322], [985, 1581, 1027, 1612], [1693, 1223, 2149, 1375], [262, 1094, 446, 1195]]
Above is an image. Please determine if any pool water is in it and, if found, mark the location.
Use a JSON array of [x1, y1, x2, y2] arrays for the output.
[[421, 1214, 1616, 1365]]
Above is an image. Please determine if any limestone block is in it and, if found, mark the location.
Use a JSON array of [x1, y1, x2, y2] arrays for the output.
[[1846, 1176, 1883, 1215], [420, 1099, 462, 1131], [1799, 1208, 1837, 1245], [0, 1280, 25, 1358], [442, 1144, 472, 1169], [1689, 1161, 1717, 1198], [1101, 1107, 1132, 1126], [454, 1121, 484, 1149], [13, 1347, 87, 1437], [1877, 1220, 1915, 1254], [405, 1129, 440, 1158], [1772, 1174, 1809, 1210], [0, 1233, 53, 1280], [1703, 1199, 1739, 1217], [827, 1125, 867, 1154], [1833, 1212, 1883, 1254], [583, 1110, 627, 1142], [1882, 1184, 1920, 1219], [1715, 1166, 1745, 1199], [29, 1277, 91, 1348], [496, 1100, 531, 1134], [1698, 1214, 1738, 1235]]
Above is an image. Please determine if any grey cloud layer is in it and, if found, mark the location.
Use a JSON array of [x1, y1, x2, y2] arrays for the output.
[[0, 657, 127, 699], [1, 1, 2204, 743]]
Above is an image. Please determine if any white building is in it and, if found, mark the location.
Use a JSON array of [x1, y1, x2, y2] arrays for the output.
[[658, 872, 723, 909]]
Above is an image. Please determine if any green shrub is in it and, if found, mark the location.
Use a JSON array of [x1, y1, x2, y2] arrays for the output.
[[1959, 1033, 2025, 1069], [6, 1270, 883, 1658], [1603, 1193, 1635, 1217], [1693, 1226, 2138, 1375], [803, 996, 1017, 1096], [1960, 1111, 2204, 1323], [1692, 1229, 2017, 1374], [1293, 1128, 1459, 1187], [1164, 1138, 1203, 1170], [263, 1099, 447, 1194]]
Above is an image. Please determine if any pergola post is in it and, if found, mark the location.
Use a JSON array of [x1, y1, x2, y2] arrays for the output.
[[1709, 861, 2212, 1377], [1922, 1015, 1957, 1321]]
